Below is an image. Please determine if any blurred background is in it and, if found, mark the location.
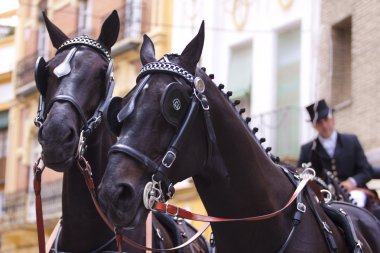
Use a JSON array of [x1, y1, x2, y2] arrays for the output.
[[0, 0, 379, 252]]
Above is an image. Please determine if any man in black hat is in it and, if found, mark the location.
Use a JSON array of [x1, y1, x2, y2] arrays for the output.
[[297, 99, 373, 207]]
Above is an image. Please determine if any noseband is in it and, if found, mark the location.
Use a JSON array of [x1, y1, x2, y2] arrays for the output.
[[108, 56, 216, 203], [34, 35, 115, 158]]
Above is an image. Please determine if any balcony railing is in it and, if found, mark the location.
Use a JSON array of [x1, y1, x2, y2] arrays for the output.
[[16, 1, 150, 92], [15, 51, 38, 91], [252, 106, 301, 159], [0, 179, 62, 231]]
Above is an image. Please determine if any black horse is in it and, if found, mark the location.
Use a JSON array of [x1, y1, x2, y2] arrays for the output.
[[98, 22, 380, 252], [35, 10, 208, 253]]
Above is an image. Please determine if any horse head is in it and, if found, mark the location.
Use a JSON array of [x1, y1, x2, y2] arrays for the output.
[[98, 22, 212, 228], [36, 11, 119, 172]]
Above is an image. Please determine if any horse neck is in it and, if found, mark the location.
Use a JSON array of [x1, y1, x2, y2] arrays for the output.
[[60, 121, 115, 250], [193, 77, 294, 218]]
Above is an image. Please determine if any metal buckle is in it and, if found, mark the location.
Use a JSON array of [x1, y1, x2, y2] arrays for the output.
[[320, 189, 332, 203], [77, 130, 87, 159], [165, 202, 179, 217], [297, 202, 306, 213], [322, 221, 332, 234], [143, 176, 165, 210], [162, 150, 176, 168]]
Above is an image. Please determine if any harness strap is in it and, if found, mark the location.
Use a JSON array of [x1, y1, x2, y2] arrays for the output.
[[305, 187, 338, 253], [33, 158, 46, 253], [77, 157, 211, 252], [152, 171, 313, 223]]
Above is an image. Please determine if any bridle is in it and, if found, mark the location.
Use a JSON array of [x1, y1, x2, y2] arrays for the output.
[[105, 57, 319, 252], [34, 35, 115, 158], [33, 35, 115, 253], [108, 55, 215, 203]]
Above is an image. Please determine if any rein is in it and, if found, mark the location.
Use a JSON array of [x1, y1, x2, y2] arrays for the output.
[[33, 154, 316, 253], [151, 168, 315, 223]]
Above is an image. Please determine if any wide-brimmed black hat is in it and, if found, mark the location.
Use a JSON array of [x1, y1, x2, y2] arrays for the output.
[[306, 99, 333, 123]]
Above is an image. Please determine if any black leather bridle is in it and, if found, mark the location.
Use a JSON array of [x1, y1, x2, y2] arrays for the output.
[[108, 56, 216, 203], [34, 35, 115, 158]]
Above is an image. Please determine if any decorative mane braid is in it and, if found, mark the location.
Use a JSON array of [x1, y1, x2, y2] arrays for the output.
[[200, 67, 280, 164]]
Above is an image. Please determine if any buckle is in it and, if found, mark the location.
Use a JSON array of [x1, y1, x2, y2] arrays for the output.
[[322, 221, 332, 234], [297, 202, 306, 213], [162, 150, 176, 168]]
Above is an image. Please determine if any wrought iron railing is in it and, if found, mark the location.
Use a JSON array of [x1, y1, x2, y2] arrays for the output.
[[251, 106, 301, 159], [0, 179, 62, 231], [16, 1, 150, 92]]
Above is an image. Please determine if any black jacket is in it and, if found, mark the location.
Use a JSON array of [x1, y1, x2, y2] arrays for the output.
[[297, 133, 373, 187]]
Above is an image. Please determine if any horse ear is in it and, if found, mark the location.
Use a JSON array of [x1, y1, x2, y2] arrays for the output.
[[98, 10, 120, 50], [105, 96, 123, 136], [140, 34, 157, 65], [179, 21, 205, 75], [42, 11, 69, 49]]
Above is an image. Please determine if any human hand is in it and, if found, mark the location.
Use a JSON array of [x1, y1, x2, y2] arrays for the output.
[[340, 179, 355, 191]]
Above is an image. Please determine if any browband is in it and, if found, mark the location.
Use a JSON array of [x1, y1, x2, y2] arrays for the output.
[[137, 61, 194, 84], [57, 35, 111, 61]]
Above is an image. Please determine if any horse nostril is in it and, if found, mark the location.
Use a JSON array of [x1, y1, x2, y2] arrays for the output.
[[116, 183, 135, 202]]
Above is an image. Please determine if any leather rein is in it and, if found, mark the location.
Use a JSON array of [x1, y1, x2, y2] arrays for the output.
[[33, 52, 317, 252]]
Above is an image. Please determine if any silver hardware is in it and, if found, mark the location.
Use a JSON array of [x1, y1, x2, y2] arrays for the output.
[[58, 35, 111, 61], [143, 181, 153, 209], [297, 202, 306, 213], [77, 130, 87, 159], [155, 228, 164, 241], [172, 98, 181, 111], [143, 176, 165, 210], [139, 62, 194, 83], [320, 189, 332, 203], [339, 208, 347, 216], [53, 47, 78, 78], [299, 168, 316, 181], [162, 150, 176, 168], [322, 221, 332, 234], [34, 115, 43, 128], [194, 77, 205, 93], [356, 240, 363, 250], [165, 202, 179, 217]]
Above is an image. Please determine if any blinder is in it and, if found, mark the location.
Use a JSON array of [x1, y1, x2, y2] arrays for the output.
[[108, 56, 217, 202], [105, 96, 123, 136], [35, 56, 48, 96], [160, 82, 191, 129], [34, 35, 115, 157]]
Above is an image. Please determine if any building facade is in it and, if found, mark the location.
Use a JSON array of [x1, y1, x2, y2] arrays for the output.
[[170, 0, 321, 162], [0, 1, 209, 252]]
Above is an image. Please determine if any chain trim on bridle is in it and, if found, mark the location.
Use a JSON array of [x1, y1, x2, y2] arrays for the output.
[[58, 35, 111, 61], [33, 37, 115, 253]]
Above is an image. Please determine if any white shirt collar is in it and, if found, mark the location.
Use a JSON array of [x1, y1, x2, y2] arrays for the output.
[[318, 130, 338, 157]]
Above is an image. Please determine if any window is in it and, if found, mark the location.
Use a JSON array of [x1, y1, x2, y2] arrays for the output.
[[78, 0, 92, 36], [275, 27, 301, 158], [0, 111, 8, 185], [227, 41, 252, 113], [124, 0, 142, 39], [331, 17, 352, 107]]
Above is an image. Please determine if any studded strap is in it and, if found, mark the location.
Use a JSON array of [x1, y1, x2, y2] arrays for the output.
[[57, 35, 111, 61], [137, 61, 194, 84]]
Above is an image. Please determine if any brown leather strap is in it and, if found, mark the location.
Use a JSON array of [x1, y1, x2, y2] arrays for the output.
[[33, 158, 46, 253], [153, 174, 312, 223], [76, 158, 211, 252]]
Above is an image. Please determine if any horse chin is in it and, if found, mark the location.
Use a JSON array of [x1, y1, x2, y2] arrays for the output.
[[42, 155, 75, 172], [109, 204, 149, 230]]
